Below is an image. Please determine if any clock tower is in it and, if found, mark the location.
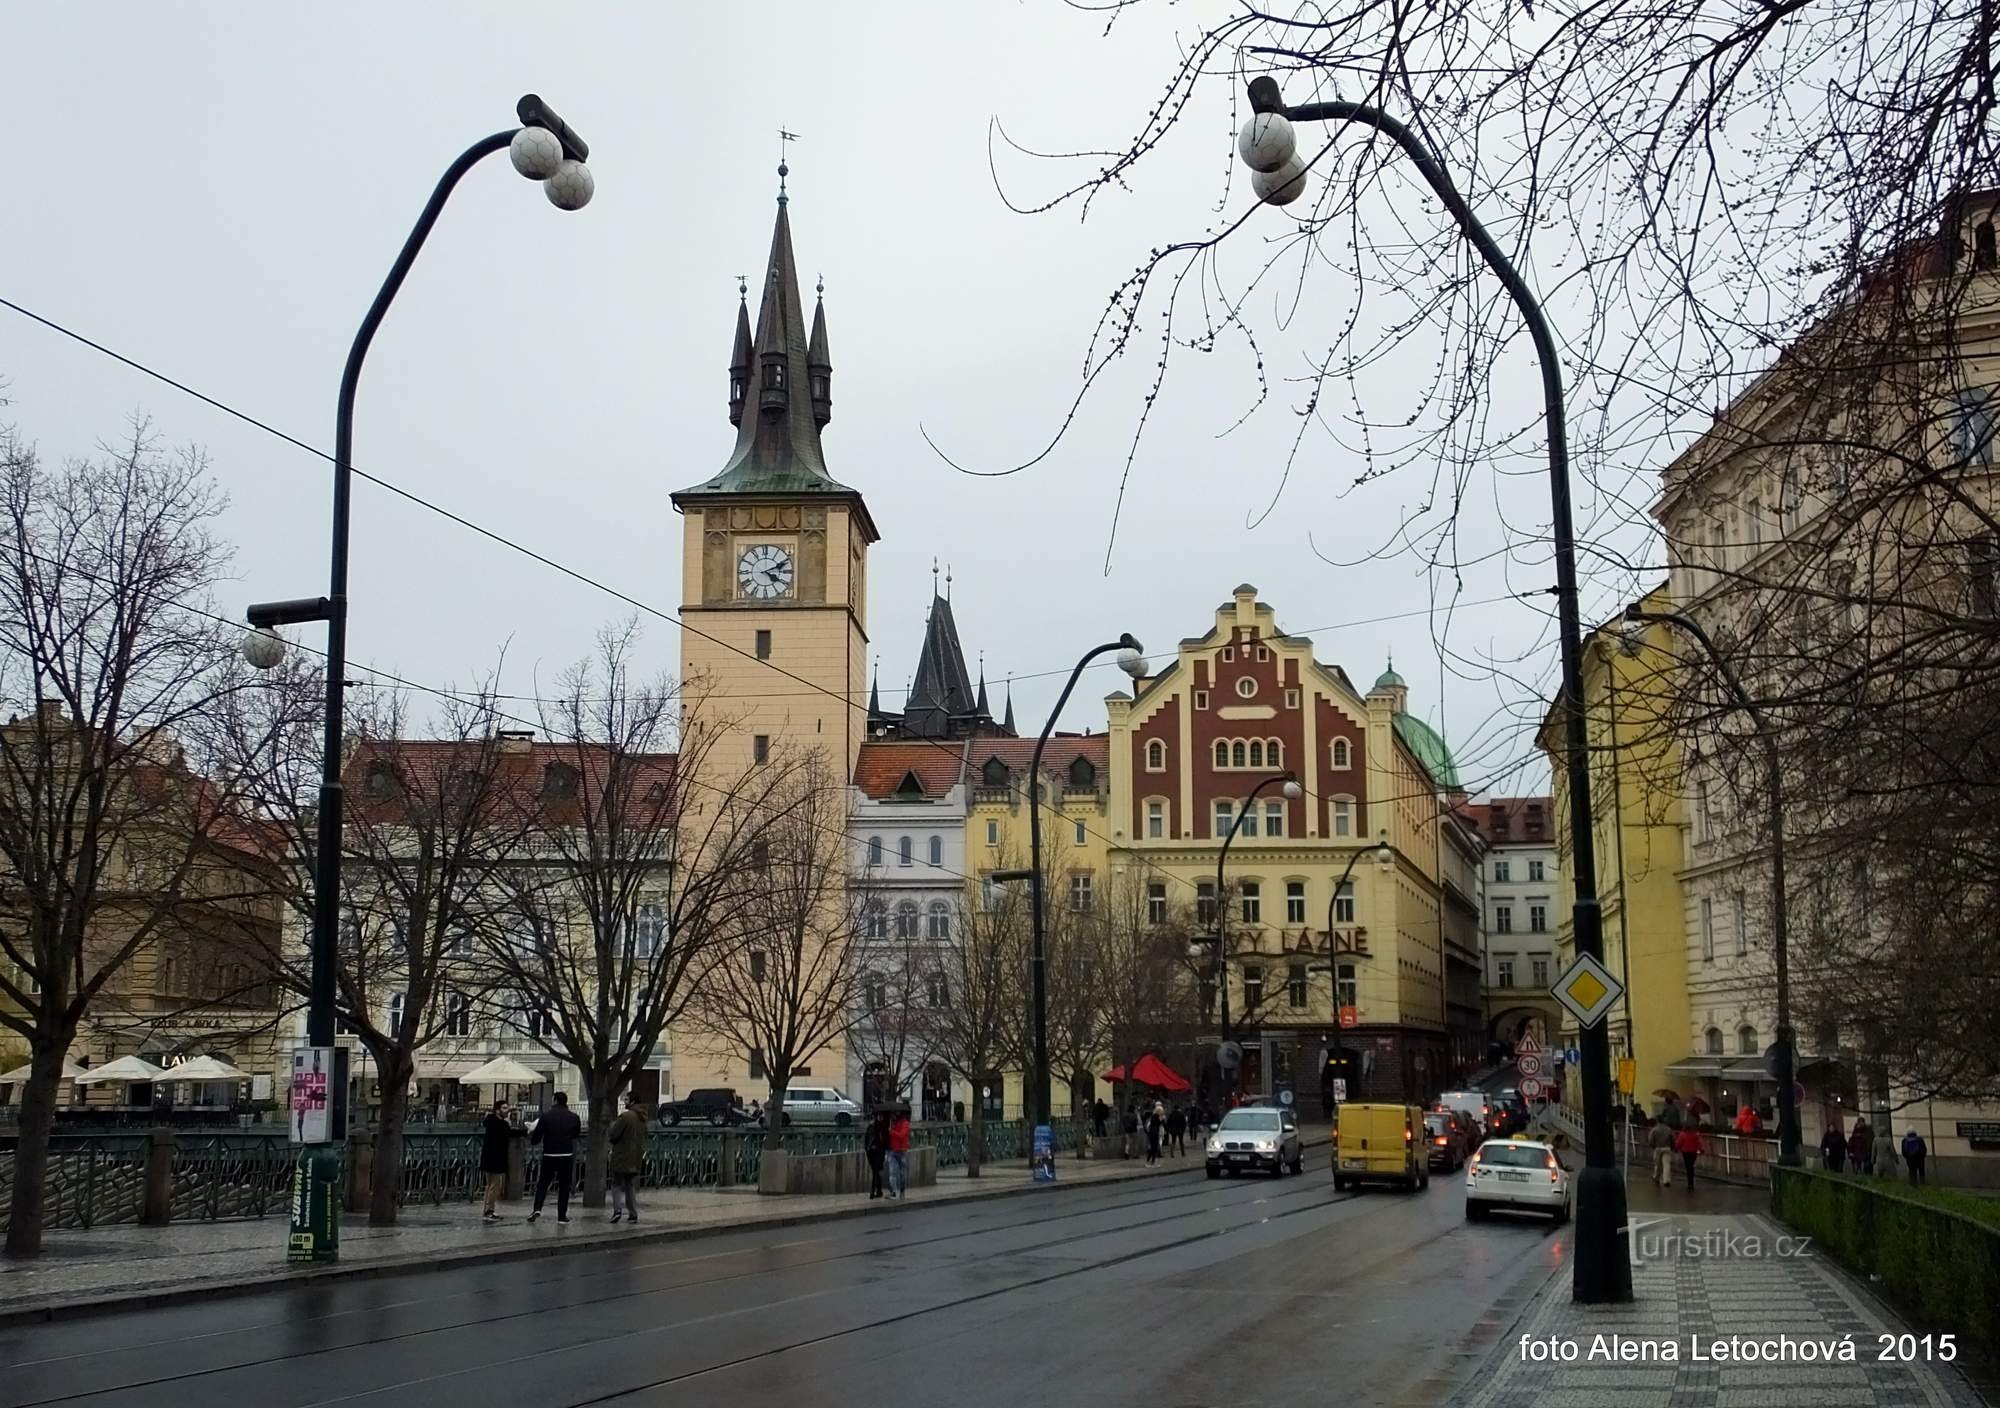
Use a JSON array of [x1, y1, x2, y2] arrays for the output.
[[672, 168, 877, 781]]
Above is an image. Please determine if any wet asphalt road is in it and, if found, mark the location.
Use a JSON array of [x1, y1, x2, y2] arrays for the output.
[[0, 1157, 1571, 1408]]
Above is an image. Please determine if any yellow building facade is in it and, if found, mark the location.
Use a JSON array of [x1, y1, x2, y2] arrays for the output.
[[1539, 584, 1691, 1108]]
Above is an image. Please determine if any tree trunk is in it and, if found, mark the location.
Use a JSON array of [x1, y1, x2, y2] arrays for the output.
[[583, 1081, 613, 1209], [367, 1049, 414, 1227], [762, 1076, 789, 1159], [967, 1099, 984, 1179], [3, 1036, 70, 1259]]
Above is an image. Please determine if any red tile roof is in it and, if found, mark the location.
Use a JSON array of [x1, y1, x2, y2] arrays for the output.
[[1456, 795, 1553, 846], [969, 735, 1110, 775], [853, 740, 968, 799]]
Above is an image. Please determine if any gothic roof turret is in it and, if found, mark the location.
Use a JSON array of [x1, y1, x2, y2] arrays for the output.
[[674, 167, 868, 523], [1003, 680, 1016, 736], [902, 595, 978, 739], [726, 278, 753, 427], [808, 277, 832, 428]]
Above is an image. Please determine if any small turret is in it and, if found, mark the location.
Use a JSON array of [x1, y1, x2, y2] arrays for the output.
[[727, 278, 752, 427], [808, 277, 833, 428]]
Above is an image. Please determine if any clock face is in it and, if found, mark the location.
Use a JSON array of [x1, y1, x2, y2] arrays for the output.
[[737, 544, 795, 600]]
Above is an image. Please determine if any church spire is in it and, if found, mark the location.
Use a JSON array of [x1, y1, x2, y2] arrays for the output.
[[974, 657, 991, 720], [1003, 678, 1017, 735]]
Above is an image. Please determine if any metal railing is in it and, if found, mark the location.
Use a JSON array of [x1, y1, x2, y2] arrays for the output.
[[170, 1133, 294, 1221], [0, 1135, 149, 1233]]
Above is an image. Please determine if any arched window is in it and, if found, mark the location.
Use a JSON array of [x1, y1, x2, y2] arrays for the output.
[[1248, 740, 1264, 768], [1331, 738, 1351, 769], [1704, 1026, 1725, 1055], [1214, 740, 1229, 768], [387, 992, 404, 1040], [1146, 739, 1167, 771], [864, 902, 887, 939], [1267, 739, 1283, 767], [867, 835, 883, 866], [898, 836, 913, 866], [1231, 741, 1247, 768], [927, 902, 951, 940], [1067, 757, 1096, 789], [895, 901, 919, 939], [927, 835, 942, 866], [1737, 1024, 1758, 1055]]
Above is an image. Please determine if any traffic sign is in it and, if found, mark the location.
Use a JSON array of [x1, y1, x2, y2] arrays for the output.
[[1337, 1005, 1359, 1029], [1217, 1040, 1243, 1071], [1551, 953, 1623, 1029], [1518, 1076, 1546, 1100], [1330, 1078, 1348, 1103], [1617, 1058, 1636, 1093], [1517, 1052, 1544, 1079], [1564, 1045, 1581, 1066], [1516, 1032, 1544, 1056], [1278, 1088, 1295, 1107]]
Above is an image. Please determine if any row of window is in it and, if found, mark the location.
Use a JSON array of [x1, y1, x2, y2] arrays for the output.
[[978, 757, 1098, 790], [1698, 893, 1754, 960], [1231, 959, 1358, 1010], [1491, 956, 1551, 988], [866, 834, 946, 868], [862, 899, 955, 940], [1140, 737, 1352, 771], [1144, 877, 1355, 927], [977, 818, 1088, 847], [1706, 1024, 1761, 1056], [862, 972, 950, 1009], [1490, 902, 1549, 934], [1490, 858, 1546, 883]]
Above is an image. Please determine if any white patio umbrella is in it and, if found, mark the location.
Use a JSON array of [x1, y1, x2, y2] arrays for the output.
[[457, 1055, 549, 1086], [0, 1058, 87, 1084], [71, 1055, 166, 1084], [165, 1055, 249, 1082]]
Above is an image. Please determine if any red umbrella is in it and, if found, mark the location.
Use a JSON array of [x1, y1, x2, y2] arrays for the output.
[[1098, 1053, 1192, 1093]]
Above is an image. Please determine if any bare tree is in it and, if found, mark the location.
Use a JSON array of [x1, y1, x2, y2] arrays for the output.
[[846, 907, 949, 1117], [478, 624, 774, 1205], [1096, 869, 1203, 1119], [685, 750, 862, 1154], [217, 667, 531, 1225], [929, 882, 1028, 1177], [0, 417, 243, 1259]]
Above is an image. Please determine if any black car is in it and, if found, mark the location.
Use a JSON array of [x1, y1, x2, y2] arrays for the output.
[[1485, 1097, 1527, 1140], [658, 1087, 755, 1126], [1424, 1110, 1474, 1170]]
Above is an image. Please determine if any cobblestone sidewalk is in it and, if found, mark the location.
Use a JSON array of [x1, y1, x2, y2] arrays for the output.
[[1452, 1207, 1989, 1408]]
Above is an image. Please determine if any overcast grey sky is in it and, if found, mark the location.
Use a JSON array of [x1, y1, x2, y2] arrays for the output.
[[2, 4, 1628, 795]]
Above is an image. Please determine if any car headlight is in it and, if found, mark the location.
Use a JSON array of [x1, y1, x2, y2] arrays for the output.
[[1206, 1136, 1222, 1154], [1255, 1139, 1277, 1153]]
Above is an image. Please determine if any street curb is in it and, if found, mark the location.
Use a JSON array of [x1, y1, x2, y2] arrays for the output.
[[0, 1146, 1274, 1329]]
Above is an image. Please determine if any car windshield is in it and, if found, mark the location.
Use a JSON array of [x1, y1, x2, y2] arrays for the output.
[[1477, 1143, 1549, 1168], [1424, 1115, 1449, 1135], [1219, 1111, 1281, 1131]]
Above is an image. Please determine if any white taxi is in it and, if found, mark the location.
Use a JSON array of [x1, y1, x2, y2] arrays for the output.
[[1464, 1138, 1571, 1223]]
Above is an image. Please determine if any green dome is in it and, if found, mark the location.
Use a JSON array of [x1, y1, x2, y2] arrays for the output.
[[1393, 712, 1460, 791], [1374, 666, 1407, 691]]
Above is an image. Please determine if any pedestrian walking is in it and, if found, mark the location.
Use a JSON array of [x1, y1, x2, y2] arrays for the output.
[[1121, 1104, 1138, 1159], [886, 1106, 911, 1198], [1166, 1104, 1187, 1157], [1819, 1123, 1846, 1174], [1144, 1103, 1164, 1165], [527, 1091, 582, 1224], [1091, 1098, 1110, 1139], [480, 1099, 512, 1222], [1648, 1118, 1674, 1187], [1847, 1117, 1873, 1175], [607, 1092, 646, 1224], [864, 1112, 888, 1199], [1901, 1129, 1928, 1185], [1672, 1124, 1703, 1190], [1871, 1124, 1898, 1179]]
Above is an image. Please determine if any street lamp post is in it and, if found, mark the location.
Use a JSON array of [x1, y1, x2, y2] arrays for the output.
[[1210, 772, 1304, 1105], [1022, 635, 1147, 1132], [1320, 832, 1393, 1107], [242, 97, 593, 1261], [1622, 604, 1801, 1168], [1240, 75, 1630, 1301]]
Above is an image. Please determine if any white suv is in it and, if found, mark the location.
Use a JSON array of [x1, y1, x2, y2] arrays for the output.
[[1465, 1138, 1571, 1222], [778, 1086, 861, 1127]]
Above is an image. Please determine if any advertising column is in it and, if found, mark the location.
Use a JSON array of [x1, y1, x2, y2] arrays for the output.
[[287, 1046, 349, 1264]]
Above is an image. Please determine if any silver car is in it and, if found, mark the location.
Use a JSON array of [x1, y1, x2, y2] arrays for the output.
[[1205, 1106, 1304, 1177], [777, 1085, 861, 1127]]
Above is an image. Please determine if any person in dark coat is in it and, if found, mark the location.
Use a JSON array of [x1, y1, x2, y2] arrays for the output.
[[606, 1093, 647, 1224], [1091, 1098, 1110, 1139], [864, 1113, 888, 1199], [1121, 1104, 1139, 1159], [1901, 1129, 1928, 1185], [1672, 1125, 1704, 1189], [1166, 1105, 1187, 1157], [1144, 1102, 1164, 1166], [1819, 1123, 1846, 1173], [480, 1100, 512, 1222], [1847, 1118, 1873, 1175], [528, 1091, 582, 1223]]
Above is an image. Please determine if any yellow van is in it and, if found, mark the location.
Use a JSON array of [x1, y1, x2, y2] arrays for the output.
[[1332, 1102, 1429, 1192]]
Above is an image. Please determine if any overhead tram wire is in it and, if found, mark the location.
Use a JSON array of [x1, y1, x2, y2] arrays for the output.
[[0, 295, 1544, 895]]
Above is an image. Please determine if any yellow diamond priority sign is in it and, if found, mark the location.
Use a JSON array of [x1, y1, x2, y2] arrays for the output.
[[1551, 952, 1623, 1030]]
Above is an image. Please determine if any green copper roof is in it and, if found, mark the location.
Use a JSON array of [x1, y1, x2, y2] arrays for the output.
[[1393, 711, 1460, 791], [1374, 666, 1407, 691]]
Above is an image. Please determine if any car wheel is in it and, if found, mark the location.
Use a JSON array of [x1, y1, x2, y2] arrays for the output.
[[708, 1111, 726, 1127], [1467, 1200, 1488, 1221], [836, 1112, 853, 1128], [667, 1110, 682, 1127], [1207, 1165, 1220, 1180], [1419, 1169, 1430, 1191], [1553, 1198, 1571, 1225]]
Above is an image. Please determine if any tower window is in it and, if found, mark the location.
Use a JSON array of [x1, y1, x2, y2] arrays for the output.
[[755, 629, 772, 660], [763, 360, 786, 389], [754, 734, 770, 765]]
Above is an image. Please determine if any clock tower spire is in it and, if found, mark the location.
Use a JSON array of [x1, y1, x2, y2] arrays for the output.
[[672, 166, 877, 779]]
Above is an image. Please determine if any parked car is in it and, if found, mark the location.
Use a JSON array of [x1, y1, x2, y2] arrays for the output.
[[1484, 1095, 1528, 1141], [1205, 1106, 1303, 1178], [777, 1086, 861, 1127], [658, 1087, 755, 1127], [1423, 1110, 1474, 1171], [1332, 1102, 1429, 1192], [1465, 1138, 1571, 1223], [1435, 1089, 1491, 1142]]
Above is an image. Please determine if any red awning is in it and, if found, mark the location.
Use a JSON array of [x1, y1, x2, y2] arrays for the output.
[[1099, 1053, 1192, 1093]]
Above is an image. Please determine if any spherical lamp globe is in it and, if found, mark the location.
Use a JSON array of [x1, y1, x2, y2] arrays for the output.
[[1237, 113, 1297, 174], [544, 160, 594, 211], [242, 626, 286, 671], [1252, 154, 1311, 207], [509, 126, 565, 181]]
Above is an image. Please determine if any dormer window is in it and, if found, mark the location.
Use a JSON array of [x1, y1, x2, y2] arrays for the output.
[[363, 761, 399, 799], [542, 762, 578, 799], [1067, 757, 1097, 789], [895, 770, 924, 798], [981, 757, 1010, 787]]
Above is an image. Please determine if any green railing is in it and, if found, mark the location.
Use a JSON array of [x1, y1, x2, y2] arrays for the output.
[[0, 1134, 148, 1233], [169, 1133, 294, 1221], [398, 1130, 485, 1207]]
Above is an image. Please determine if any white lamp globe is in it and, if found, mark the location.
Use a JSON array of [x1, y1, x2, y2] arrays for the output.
[[1237, 113, 1297, 174], [544, 160, 594, 211], [242, 626, 286, 671], [1280, 780, 1304, 801], [1252, 154, 1311, 207], [510, 126, 565, 181], [1116, 646, 1147, 679]]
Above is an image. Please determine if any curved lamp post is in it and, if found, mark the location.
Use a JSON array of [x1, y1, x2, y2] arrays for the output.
[[1621, 604, 1800, 1168], [1209, 772, 1304, 1104], [1019, 635, 1147, 1132], [243, 95, 593, 1117], [1239, 75, 1627, 1301]]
